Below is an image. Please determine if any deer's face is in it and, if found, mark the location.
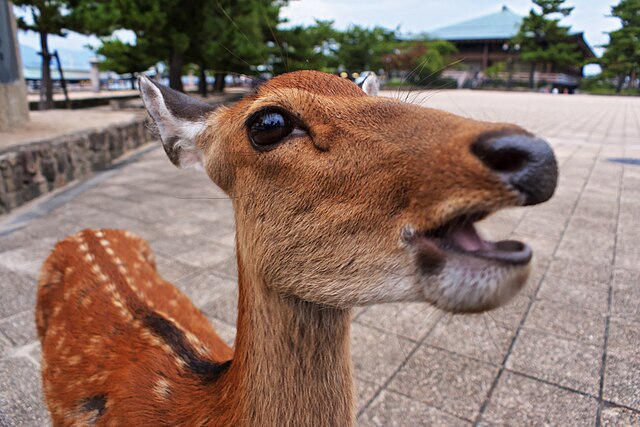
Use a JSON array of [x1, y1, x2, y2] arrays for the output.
[[140, 71, 557, 313]]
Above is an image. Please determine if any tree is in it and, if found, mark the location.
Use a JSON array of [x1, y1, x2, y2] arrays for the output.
[[13, 0, 110, 108], [194, 0, 285, 93], [336, 25, 396, 72], [88, 0, 285, 93], [96, 39, 157, 89], [512, 0, 582, 88], [600, 0, 640, 93], [382, 39, 457, 84], [272, 20, 339, 74]]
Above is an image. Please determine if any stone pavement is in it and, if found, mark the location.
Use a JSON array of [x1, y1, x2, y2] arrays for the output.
[[0, 89, 639, 426]]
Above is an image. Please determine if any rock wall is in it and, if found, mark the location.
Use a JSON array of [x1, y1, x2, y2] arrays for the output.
[[0, 119, 152, 214]]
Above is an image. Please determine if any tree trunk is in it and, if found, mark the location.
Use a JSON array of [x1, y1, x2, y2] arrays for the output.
[[616, 74, 625, 94], [199, 66, 208, 97], [130, 76, 136, 90], [529, 62, 537, 90], [39, 30, 54, 110], [213, 71, 226, 93], [169, 50, 184, 92]]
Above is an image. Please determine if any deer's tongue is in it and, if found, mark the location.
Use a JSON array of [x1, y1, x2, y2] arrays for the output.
[[445, 222, 532, 265], [449, 222, 495, 252]]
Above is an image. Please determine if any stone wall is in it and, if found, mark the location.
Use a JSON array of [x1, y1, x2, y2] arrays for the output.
[[0, 119, 152, 214]]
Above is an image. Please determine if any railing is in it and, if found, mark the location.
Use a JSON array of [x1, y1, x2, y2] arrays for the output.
[[442, 70, 580, 87]]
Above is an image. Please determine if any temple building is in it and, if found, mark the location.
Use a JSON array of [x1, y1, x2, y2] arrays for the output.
[[423, 6, 596, 90]]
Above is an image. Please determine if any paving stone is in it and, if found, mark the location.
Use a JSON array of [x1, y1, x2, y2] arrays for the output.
[[507, 328, 601, 395], [355, 303, 443, 341], [611, 268, 640, 323], [600, 405, 640, 426], [555, 231, 615, 267], [354, 377, 379, 415], [388, 345, 498, 421], [0, 357, 50, 426], [603, 353, 640, 411], [614, 247, 640, 272], [524, 299, 605, 346], [149, 216, 222, 239], [546, 258, 612, 286], [520, 256, 550, 295], [0, 230, 37, 252], [22, 217, 83, 241], [0, 332, 10, 358], [0, 267, 36, 319], [425, 315, 515, 365], [154, 254, 201, 284], [173, 243, 234, 268], [200, 284, 239, 326], [358, 390, 470, 427], [479, 371, 597, 426], [565, 215, 618, 236], [537, 273, 609, 313], [205, 315, 236, 347], [210, 254, 238, 280], [0, 237, 57, 279], [0, 311, 37, 347], [607, 317, 640, 360], [514, 211, 567, 240], [175, 270, 236, 309], [150, 234, 212, 257], [484, 294, 530, 330], [350, 323, 415, 387], [215, 231, 236, 249]]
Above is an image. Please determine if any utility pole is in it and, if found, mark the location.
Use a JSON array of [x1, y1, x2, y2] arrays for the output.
[[0, 0, 29, 131]]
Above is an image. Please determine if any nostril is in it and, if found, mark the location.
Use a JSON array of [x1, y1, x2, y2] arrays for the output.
[[471, 132, 558, 206], [475, 146, 530, 173]]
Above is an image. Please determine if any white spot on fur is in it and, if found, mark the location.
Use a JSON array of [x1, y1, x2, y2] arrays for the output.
[[153, 378, 171, 400]]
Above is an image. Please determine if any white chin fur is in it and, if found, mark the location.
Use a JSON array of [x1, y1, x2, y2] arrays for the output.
[[421, 254, 531, 313]]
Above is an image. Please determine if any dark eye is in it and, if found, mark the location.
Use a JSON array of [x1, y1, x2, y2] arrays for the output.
[[247, 108, 294, 149]]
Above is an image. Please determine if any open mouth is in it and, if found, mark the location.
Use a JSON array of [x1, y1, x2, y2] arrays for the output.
[[421, 212, 532, 265]]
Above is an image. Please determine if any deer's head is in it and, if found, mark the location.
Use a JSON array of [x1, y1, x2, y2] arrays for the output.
[[140, 71, 557, 313]]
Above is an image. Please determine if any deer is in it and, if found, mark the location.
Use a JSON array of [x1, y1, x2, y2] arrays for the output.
[[36, 70, 558, 426]]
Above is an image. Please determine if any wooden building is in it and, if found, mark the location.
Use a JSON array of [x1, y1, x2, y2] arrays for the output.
[[424, 6, 596, 89]]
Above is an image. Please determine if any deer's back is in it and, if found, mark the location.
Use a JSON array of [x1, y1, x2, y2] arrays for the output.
[[36, 229, 233, 425]]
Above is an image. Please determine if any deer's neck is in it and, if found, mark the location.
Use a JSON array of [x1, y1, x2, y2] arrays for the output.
[[223, 253, 355, 426]]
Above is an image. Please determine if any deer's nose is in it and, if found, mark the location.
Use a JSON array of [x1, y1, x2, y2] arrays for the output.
[[472, 133, 558, 206]]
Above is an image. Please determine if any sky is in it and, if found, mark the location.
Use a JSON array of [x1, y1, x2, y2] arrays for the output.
[[16, 0, 621, 70]]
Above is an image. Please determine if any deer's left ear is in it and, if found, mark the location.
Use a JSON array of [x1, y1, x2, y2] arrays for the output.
[[138, 76, 215, 171], [360, 72, 380, 96]]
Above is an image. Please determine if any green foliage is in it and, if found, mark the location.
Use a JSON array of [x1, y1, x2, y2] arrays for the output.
[[13, 0, 115, 107], [382, 39, 457, 84], [485, 61, 507, 77], [600, 0, 640, 93], [336, 25, 396, 72], [512, 0, 582, 87], [272, 20, 339, 74], [580, 75, 640, 95], [97, 39, 156, 75]]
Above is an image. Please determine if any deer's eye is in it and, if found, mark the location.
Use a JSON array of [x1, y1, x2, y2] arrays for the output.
[[247, 108, 294, 149]]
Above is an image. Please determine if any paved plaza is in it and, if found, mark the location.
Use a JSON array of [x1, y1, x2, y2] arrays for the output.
[[0, 89, 639, 426]]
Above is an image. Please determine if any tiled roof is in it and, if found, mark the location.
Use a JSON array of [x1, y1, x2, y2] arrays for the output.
[[428, 5, 523, 41]]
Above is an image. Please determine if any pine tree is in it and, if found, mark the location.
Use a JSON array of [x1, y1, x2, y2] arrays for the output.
[[13, 0, 112, 108], [600, 0, 640, 92], [512, 0, 583, 88]]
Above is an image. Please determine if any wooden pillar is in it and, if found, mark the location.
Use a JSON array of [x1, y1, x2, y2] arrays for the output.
[[482, 44, 489, 70]]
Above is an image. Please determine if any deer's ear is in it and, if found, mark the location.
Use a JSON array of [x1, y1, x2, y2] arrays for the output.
[[138, 76, 215, 171], [360, 72, 380, 97]]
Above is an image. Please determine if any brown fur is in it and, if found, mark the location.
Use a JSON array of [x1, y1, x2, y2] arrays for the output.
[[37, 71, 553, 426]]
